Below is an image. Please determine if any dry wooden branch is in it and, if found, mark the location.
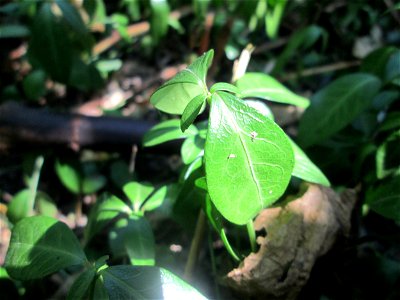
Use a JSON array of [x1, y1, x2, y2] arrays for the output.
[[225, 183, 358, 300]]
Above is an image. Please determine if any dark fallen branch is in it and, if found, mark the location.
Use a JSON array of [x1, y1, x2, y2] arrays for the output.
[[0, 101, 160, 151]]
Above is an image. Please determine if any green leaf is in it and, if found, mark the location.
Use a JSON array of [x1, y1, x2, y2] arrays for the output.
[[150, 0, 170, 44], [290, 140, 330, 186], [210, 82, 241, 95], [67, 267, 97, 300], [123, 181, 154, 212], [22, 69, 46, 101], [93, 275, 109, 300], [376, 130, 400, 179], [85, 194, 130, 242], [55, 159, 81, 194], [385, 49, 400, 84], [379, 112, 400, 132], [181, 135, 205, 165], [235, 72, 310, 108], [181, 94, 207, 132], [205, 92, 294, 224], [272, 25, 327, 75], [35, 191, 58, 217], [5, 216, 87, 280], [245, 100, 274, 120], [141, 185, 168, 212], [122, 0, 141, 21], [109, 216, 155, 266], [265, 0, 287, 39], [150, 50, 214, 114], [298, 73, 382, 147], [28, 3, 73, 83], [361, 47, 397, 79], [0, 24, 29, 38], [366, 176, 400, 221], [100, 265, 206, 300], [82, 174, 107, 194], [143, 119, 198, 147], [7, 189, 33, 224]]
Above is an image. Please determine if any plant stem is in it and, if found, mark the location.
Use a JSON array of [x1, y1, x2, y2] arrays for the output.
[[247, 220, 257, 253], [28, 155, 44, 212], [184, 209, 207, 282], [220, 229, 240, 262]]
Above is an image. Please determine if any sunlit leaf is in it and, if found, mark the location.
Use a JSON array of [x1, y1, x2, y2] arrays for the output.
[[150, 50, 213, 114], [235, 72, 309, 108], [205, 91, 294, 224], [5, 216, 87, 280], [181, 94, 207, 132]]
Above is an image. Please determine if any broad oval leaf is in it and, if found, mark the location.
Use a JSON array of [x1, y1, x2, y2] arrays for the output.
[[181, 135, 205, 165], [7, 189, 33, 224], [150, 50, 213, 114], [205, 92, 294, 225], [141, 185, 169, 212], [143, 119, 198, 147], [5, 216, 87, 280], [123, 181, 154, 212], [55, 159, 81, 194], [236, 72, 310, 108], [298, 73, 382, 147], [100, 265, 206, 300], [290, 140, 330, 186], [181, 94, 207, 132]]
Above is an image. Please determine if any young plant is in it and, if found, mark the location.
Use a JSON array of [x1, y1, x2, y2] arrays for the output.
[[144, 49, 330, 256]]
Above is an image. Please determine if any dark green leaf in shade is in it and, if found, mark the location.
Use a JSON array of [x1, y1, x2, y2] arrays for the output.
[[109, 216, 155, 266], [205, 91, 294, 225], [150, 0, 170, 44], [0, 24, 30, 38], [290, 140, 330, 186], [143, 119, 198, 147], [366, 176, 400, 221], [298, 73, 381, 147], [5, 216, 87, 280], [67, 267, 97, 300], [100, 265, 206, 300], [22, 69, 46, 101], [181, 94, 207, 132], [150, 50, 213, 114], [361, 47, 397, 79], [235, 72, 310, 108], [93, 275, 109, 300]]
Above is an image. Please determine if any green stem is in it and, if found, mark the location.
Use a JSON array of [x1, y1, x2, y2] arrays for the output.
[[28, 155, 44, 212], [184, 209, 207, 282], [247, 220, 257, 253], [220, 229, 240, 262]]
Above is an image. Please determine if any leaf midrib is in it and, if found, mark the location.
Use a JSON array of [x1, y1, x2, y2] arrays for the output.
[[218, 94, 263, 207]]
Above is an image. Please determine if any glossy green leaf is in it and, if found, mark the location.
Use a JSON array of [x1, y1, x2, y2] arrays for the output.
[[210, 82, 241, 95], [85, 194, 130, 243], [376, 130, 400, 179], [205, 92, 294, 224], [181, 135, 205, 165], [55, 159, 81, 194], [100, 265, 206, 300], [123, 181, 154, 212], [366, 176, 400, 221], [7, 189, 33, 224], [143, 119, 198, 147], [150, 0, 170, 44], [5, 216, 87, 280], [298, 73, 382, 147], [181, 94, 207, 132], [150, 50, 213, 114], [290, 140, 330, 186], [141, 185, 168, 212], [109, 216, 155, 266], [235, 72, 310, 108], [67, 267, 96, 300]]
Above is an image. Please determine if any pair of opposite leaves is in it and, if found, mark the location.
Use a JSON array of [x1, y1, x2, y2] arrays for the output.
[[150, 50, 294, 225]]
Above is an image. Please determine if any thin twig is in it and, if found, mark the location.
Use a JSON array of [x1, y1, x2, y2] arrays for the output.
[[280, 60, 361, 81]]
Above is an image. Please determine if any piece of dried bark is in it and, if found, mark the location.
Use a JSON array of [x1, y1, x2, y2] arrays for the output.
[[225, 183, 357, 300]]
